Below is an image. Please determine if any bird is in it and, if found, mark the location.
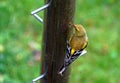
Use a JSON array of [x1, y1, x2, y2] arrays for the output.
[[58, 23, 88, 76]]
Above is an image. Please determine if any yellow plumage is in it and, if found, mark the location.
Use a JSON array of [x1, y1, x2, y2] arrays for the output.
[[69, 24, 88, 55], [58, 23, 88, 76]]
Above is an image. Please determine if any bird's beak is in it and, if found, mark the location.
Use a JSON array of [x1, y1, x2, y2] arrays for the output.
[[73, 24, 79, 31]]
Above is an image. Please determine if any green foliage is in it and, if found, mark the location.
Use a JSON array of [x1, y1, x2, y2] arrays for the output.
[[0, 0, 43, 83], [70, 0, 120, 83], [0, 0, 119, 83]]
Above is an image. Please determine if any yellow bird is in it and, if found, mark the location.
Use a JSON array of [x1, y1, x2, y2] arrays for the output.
[[69, 24, 88, 55], [58, 23, 88, 76]]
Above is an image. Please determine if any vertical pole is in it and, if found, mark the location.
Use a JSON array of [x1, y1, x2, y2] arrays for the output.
[[41, 0, 75, 83]]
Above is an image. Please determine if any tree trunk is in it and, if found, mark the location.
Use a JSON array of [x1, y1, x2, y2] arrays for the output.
[[41, 0, 75, 83]]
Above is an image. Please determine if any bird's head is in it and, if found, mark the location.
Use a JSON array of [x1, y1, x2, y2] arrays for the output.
[[73, 24, 86, 37]]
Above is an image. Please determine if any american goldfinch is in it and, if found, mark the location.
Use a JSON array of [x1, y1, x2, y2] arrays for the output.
[[58, 23, 88, 76]]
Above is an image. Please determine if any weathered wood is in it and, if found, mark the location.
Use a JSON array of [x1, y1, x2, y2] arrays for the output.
[[41, 0, 75, 83]]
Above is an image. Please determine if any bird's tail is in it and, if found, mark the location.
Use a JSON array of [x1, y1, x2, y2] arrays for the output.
[[58, 65, 66, 76]]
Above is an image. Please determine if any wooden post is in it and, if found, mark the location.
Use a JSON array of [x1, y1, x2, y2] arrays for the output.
[[41, 0, 75, 83]]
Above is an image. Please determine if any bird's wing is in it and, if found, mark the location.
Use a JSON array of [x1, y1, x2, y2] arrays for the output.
[[71, 49, 87, 62]]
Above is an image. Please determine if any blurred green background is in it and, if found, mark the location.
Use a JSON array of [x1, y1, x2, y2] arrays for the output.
[[0, 0, 119, 83]]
